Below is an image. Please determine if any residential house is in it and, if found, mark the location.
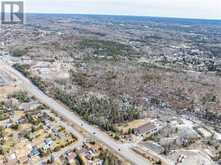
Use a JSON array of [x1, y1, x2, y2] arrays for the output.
[[31, 147, 40, 157], [43, 138, 53, 150], [65, 152, 77, 164]]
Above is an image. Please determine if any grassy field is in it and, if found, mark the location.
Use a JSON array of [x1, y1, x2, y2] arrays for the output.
[[116, 118, 150, 134]]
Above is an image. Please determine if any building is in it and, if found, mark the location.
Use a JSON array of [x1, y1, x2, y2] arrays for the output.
[[43, 138, 53, 150], [18, 102, 41, 111], [134, 122, 159, 135], [65, 152, 77, 164], [31, 147, 40, 157]]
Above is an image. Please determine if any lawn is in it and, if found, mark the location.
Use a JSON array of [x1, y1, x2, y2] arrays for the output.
[[116, 118, 150, 134]]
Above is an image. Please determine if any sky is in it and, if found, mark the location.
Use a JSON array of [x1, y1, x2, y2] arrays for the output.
[[5, 0, 221, 20]]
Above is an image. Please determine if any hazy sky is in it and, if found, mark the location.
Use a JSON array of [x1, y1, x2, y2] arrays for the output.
[[16, 0, 221, 19]]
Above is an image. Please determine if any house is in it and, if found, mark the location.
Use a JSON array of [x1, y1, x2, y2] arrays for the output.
[[65, 152, 77, 164], [93, 159, 103, 165], [45, 138, 53, 146], [57, 132, 65, 139], [5, 122, 13, 128], [31, 147, 40, 157], [43, 138, 53, 150], [16, 117, 27, 125]]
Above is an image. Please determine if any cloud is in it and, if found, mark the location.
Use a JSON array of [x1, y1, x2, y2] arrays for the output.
[[23, 0, 221, 19]]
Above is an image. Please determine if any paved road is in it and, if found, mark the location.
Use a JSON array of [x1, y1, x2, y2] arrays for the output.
[[0, 62, 150, 165]]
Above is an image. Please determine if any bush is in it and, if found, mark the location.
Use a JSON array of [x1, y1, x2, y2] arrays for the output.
[[99, 149, 122, 165], [11, 124, 19, 130], [12, 64, 31, 77], [11, 91, 30, 103], [11, 48, 27, 57]]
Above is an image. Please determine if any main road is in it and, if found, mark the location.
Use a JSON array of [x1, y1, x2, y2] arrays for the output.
[[0, 62, 150, 165]]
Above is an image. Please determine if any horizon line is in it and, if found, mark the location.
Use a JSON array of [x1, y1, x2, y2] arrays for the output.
[[24, 12, 221, 22]]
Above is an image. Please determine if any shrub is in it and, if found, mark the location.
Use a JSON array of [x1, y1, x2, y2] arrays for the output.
[[11, 91, 30, 103], [11, 48, 27, 57]]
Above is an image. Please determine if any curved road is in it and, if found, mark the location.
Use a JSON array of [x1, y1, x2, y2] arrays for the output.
[[1, 62, 150, 165]]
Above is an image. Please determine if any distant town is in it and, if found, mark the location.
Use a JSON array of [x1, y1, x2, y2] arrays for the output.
[[0, 14, 221, 165]]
